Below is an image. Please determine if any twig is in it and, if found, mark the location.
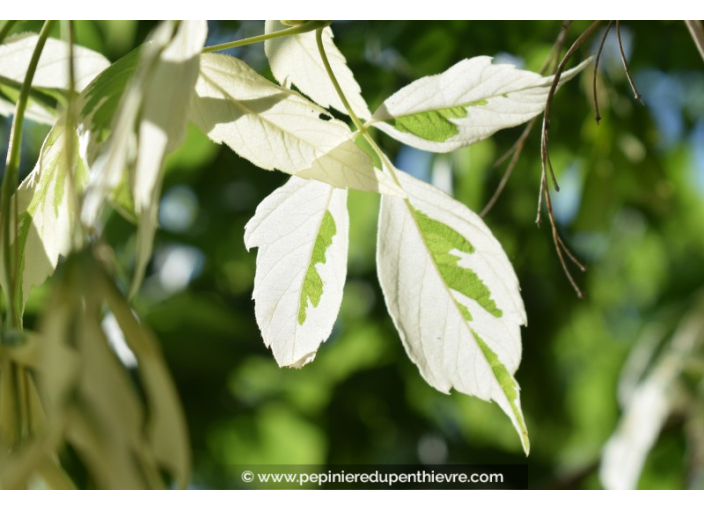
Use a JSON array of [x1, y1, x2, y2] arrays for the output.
[[542, 173, 586, 297], [480, 118, 536, 217], [538, 20, 573, 76], [616, 21, 644, 104], [557, 233, 587, 272], [593, 21, 614, 124], [481, 21, 571, 217], [685, 21, 704, 65], [540, 20, 602, 210], [536, 21, 601, 297]]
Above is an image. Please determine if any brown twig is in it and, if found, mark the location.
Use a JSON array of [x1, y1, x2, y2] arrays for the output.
[[544, 20, 573, 74], [592, 21, 614, 124], [616, 21, 644, 104], [542, 172, 586, 297], [539, 20, 602, 215], [536, 21, 601, 297], [686, 20, 704, 64], [481, 118, 536, 217], [481, 21, 571, 217]]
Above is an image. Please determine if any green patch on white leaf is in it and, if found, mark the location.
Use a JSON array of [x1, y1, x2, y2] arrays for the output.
[[299, 211, 337, 325], [473, 331, 529, 454], [393, 101, 487, 143], [412, 207, 502, 318]]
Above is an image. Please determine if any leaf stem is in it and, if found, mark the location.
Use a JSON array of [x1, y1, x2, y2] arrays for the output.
[[61, 19, 85, 248], [315, 26, 404, 190], [315, 28, 366, 133], [0, 19, 55, 328], [202, 20, 330, 54], [0, 20, 19, 44]]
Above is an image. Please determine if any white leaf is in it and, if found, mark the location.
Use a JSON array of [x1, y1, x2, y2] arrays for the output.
[[377, 169, 529, 453], [0, 33, 110, 91], [79, 21, 207, 296], [130, 20, 207, 295], [191, 53, 402, 196], [371, 56, 590, 152], [244, 177, 348, 368], [600, 371, 672, 490], [1, 122, 87, 311], [265, 20, 372, 120], [0, 96, 56, 125], [81, 21, 177, 228], [600, 307, 704, 489]]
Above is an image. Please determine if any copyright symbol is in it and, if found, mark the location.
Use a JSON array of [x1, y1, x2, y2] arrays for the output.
[[242, 470, 254, 483]]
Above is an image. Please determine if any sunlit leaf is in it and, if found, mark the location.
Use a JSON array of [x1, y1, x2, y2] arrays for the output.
[[80, 21, 176, 228], [244, 177, 348, 368], [191, 53, 402, 196], [79, 47, 141, 142], [0, 122, 87, 313], [265, 20, 372, 119], [130, 20, 207, 296], [370, 56, 589, 152], [79, 20, 208, 296], [0, 94, 56, 124], [0, 33, 110, 92], [377, 169, 529, 453]]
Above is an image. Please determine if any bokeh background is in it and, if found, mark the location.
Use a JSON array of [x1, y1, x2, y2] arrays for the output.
[[5, 20, 704, 489]]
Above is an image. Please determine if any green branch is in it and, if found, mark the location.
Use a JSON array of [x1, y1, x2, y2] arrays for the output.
[[0, 20, 55, 328], [0, 20, 19, 44], [202, 20, 330, 54]]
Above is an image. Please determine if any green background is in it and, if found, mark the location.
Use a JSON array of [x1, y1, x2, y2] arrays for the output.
[[6, 20, 704, 489]]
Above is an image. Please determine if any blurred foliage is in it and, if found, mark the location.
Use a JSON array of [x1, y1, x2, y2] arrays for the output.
[[5, 20, 704, 489]]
